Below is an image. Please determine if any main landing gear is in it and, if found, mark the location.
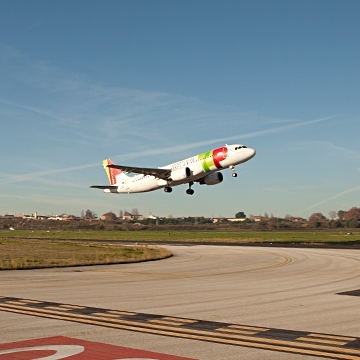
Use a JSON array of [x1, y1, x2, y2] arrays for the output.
[[186, 182, 194, 195], [230, 165, 237, 178], [164, 183, 194, 195]]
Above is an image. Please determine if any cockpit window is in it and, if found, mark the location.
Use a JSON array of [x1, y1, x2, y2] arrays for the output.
[[235, 146, 247, 150]]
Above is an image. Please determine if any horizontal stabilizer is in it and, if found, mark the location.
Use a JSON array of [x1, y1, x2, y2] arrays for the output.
[[90, 185, 118, 189]]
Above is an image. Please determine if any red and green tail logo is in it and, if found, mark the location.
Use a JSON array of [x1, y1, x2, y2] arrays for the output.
[[103, 159, 122, 185]]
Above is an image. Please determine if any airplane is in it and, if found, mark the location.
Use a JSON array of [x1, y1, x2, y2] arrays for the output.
[[90, 143, 256, 195]]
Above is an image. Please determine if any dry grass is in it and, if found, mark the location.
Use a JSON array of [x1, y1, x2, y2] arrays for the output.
[[0, 239, 172, 270]]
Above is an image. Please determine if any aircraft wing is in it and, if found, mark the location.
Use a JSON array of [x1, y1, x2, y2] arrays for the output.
[[107, 164, 171, 179], [89, 185, 118, 189]]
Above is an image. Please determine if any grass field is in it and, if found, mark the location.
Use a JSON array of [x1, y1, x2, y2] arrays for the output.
[[1, 229, 360, 244], [1, 230, 359, 270], [0, 238, 172, 270]]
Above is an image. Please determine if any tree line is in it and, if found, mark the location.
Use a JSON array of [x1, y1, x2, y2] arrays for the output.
[[80, 207, 360, 229], [307, 207, 360, 228]]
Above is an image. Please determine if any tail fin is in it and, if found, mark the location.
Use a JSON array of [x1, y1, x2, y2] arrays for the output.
[[103, 159, 122, 185]]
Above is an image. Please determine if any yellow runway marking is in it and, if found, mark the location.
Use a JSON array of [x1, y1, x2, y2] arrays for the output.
[[45, 306, 72, 311], [1, 296, 360, 360], [6, 301, 27, 305], [297, 337, 348, 346], [308, 333, 357, 341], [228, 324, 269, 331], [216, 328, 261, 335], [297, 333, 357, 346], [107, 310, 137, 316], [199, 253, 293, 277], [93, 312, 125, 318], [19, 299, 42, 304], [148, 318, 197, 326], [59, 304, 86, 309], [161, 317, 197, 324], [88, 252, 292, 279]]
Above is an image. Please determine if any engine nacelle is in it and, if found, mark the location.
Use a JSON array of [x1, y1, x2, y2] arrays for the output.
[[170, 167, 191, 181], [199, 172, 223, 185]]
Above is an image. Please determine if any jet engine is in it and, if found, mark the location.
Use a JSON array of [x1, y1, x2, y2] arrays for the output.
[[170, 167, 191, 181], [199, 172, 223, 185]]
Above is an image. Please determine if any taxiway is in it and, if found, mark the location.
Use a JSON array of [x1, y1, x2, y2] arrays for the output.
[[1, 245, 360, 359]]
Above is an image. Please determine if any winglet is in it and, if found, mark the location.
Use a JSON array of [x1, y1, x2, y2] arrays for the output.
[[103, 159, 122, 185]]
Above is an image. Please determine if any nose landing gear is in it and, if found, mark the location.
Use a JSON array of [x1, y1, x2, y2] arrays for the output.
[[164, 186, 172, 193], [230, 165, 237, 177]]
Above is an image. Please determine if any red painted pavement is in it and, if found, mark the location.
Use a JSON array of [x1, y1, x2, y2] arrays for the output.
[[0, 336, 196, 360]]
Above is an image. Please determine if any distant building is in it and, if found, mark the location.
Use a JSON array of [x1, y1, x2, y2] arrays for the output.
[[121, 212, 144, 221], [148, 212, 157, 220], [123, 211, 133, 220], [290, 217, 306, 222], [13, 212, 42, 220], [48, 216, 63, 220]]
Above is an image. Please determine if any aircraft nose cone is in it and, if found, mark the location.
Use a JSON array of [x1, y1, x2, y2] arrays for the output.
[[247, 148, 256, 159]]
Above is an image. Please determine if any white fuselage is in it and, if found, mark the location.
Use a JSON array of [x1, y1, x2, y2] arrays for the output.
[[105, 144, 255, 194]]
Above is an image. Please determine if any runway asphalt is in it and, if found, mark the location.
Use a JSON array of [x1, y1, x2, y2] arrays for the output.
[[1, 245, 360, 359]]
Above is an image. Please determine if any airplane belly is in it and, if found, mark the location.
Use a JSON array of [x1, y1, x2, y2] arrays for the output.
[[158, 179, 167, 187], [129, 176, 162, 193]]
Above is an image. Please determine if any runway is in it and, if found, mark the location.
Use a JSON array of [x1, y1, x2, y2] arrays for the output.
[[1, 245, 360, 359]]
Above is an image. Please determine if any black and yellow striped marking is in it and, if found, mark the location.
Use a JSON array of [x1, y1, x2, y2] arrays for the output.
[[1, 296, 360, 359]]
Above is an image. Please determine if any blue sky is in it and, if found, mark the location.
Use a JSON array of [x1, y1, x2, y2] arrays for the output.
[[0, 0, 359, 219]]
